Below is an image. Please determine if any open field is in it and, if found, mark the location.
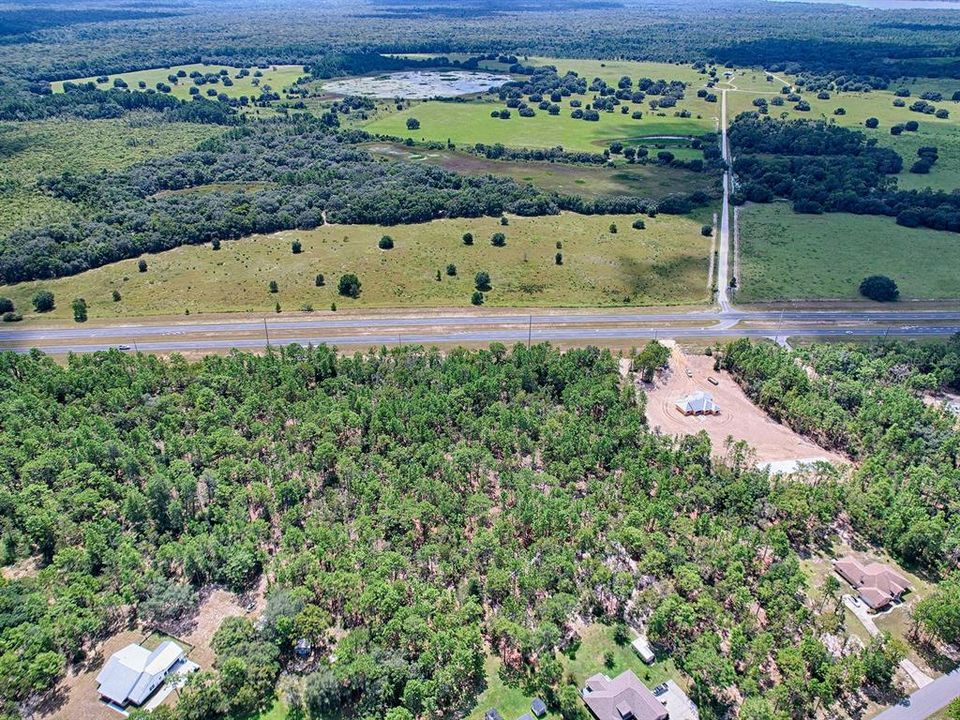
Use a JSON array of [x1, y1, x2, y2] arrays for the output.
[[0, 116, 219, 236], [737, 203, 960, 302], [51, 63, 307, 102], [366, 142, 716, 199], [362, 99, 715, 153], [644, 345, 847, 465], [0, 213, 713, 319]]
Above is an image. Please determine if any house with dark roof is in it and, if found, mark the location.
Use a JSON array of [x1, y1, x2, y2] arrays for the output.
[[834, 557, 911, 611], [96, 640, 186, 708], [582, 670, 668, 720], [531, 698, 548, 718], [675, 392, 719, 416]]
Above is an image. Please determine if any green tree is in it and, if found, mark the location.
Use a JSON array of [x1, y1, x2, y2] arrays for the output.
[[446, 264, 457, 276], [32, 290, 55, 312], [462, 232, 474, 246], [379, 235, 395, 250], [71, 298, 88, 323], [292, 240, 302, 254], [269, 280, 279, 293], [859, 275, 899, 302], [338, 274, 362, 298], [475, 271, 491, 291], [471, 291, 484, 306], [406, 117, 420, 130], [315, 273, 325, 287], [491, 232, 506, 247], [138, 259, 148, 272], [112, 289, 122, 302], [0, 297, 13, 313]]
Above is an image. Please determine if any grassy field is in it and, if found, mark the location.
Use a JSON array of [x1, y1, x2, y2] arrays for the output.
[[366, 142, 715, 199], [737, 202, 960, 302], [51, 63, 307, 103], [0, 212, 712, 320], [361, 99, 714, 153], [0, 116, 220, 236]]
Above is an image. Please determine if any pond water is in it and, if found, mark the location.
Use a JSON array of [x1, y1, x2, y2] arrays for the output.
[[322, 70, 511, 99]]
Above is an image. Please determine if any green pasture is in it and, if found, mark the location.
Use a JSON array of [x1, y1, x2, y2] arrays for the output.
[[737, 202, 960, 302], [1, 212, 712, 320], [51, 63, 307, 102]]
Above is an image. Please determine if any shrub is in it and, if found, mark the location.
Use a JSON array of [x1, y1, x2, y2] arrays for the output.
[[865, 117, 879, 129], [490, 233, 506, 247], [859, 275, 899, 302], [471, 291, 484, 306], [462, 232, 474, 246], [338, 273, 362, 298], [112, 290, 122, 302], [269, 280, 279, 293], [138, 259, 148, 272], [406, 117, 420, 130], [701, 224, 713, 237], [315, 273, 325, 287], [609, 223, 618, 234], [292, 240, 302, 254], [446, 264, 457, 276], [71, 298, 88, 323], [555, 252, 563, 265], [212, 238, 221, 250], [0, 297, 13, 314], [475, 271, 491, 291], [378, 235, 395, 250], [1, 312, 22, 323], [632, 218, 646, 230], [32, 290, 55, 312]]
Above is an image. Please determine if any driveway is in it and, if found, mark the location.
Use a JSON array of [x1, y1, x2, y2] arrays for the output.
[[843, 595, 933, 689], [872, 667, 960, 720]]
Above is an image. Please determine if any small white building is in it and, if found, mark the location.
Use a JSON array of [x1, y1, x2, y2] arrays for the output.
[[676, 391, 720, 416], [96, 640, 186, 708], [631, 635, 656, 664]]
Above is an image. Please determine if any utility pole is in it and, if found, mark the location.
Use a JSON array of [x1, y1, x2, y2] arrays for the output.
[[133, 339, 139, 353], [527, 315, 532, 350], [263, 318, 270, 348], [776, 309, 784, 344]]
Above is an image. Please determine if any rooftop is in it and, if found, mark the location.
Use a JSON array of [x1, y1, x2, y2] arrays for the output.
[[583, 670, 668, 720], [834, 557, 911, 609]]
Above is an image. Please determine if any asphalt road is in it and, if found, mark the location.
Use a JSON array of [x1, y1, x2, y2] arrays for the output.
[[871, 667, 960, 720], [3, 316, 960, 354], [716, 87, 732, 312]]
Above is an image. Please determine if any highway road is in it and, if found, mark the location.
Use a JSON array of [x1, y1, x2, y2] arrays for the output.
[[2, 312, 960, 354], [871, 667, 960, 720], [716, 87, 732, 312]]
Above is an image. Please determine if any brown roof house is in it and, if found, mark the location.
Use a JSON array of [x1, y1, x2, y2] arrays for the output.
[[834, 557, 911, 611], [582, 670, 668, 720]]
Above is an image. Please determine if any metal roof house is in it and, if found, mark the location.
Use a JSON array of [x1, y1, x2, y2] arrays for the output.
[[582, 670, 668, 720], [675, 391, 719, 416], [96, 640, 186, 708], [531, 698, 548, 717], [834, 557, 911, 611]]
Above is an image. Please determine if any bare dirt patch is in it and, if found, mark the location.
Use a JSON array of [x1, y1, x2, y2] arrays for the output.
[[179, 576, 268, 668], [643, 346, 845, 465]]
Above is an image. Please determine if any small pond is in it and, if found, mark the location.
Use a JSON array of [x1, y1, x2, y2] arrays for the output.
[[322, 70, 511, 99]]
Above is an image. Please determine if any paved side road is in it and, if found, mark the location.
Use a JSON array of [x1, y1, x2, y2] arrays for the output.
[[872, 667, 960, 720]]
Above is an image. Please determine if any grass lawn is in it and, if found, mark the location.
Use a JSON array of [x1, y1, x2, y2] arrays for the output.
[[737, 202, 960, 302], [365, 142, 716, 200], [228, 698, 290, 720], [467, 624, 686, 720], [1, 212, 712, 320], [50, 63, 307, 104], [561, 623, 685, 691], [0, 116, 219, 237]]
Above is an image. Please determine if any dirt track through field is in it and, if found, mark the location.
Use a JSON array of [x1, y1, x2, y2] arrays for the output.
[[644, 346, 845, 465]]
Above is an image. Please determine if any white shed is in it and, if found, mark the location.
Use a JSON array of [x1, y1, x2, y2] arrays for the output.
[[631, 635, 655, 664]]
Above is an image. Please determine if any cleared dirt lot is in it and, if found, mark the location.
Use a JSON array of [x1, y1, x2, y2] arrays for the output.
[[644, 346, 845, 465]]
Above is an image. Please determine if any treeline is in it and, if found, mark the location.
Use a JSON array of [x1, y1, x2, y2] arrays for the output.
[[722, 337, 960, 576], [0, 119, 712, 283], [0, 84, 239, 124], [0, 343, 913, 719], [730, 114, 960, 231]]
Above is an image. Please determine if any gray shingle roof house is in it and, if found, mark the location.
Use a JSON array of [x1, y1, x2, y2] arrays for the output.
[[96, 640, 186, 707], [834, 557, 911, 611], [582, 670, 668, 720], [675, 392, 719, 416]]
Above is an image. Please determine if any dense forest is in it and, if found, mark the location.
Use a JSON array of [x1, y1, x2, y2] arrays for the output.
[[729, 115, 960, 231], [1, 341, 950, 720], [723, 337, 960, 576]]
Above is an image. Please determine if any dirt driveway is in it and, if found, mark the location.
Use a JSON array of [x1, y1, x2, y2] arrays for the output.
[[643, 345, 845, 466]]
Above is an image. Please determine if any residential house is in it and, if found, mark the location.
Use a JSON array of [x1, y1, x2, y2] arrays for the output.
[[834, 557, 911, 611], [582, 670, 668, 720]]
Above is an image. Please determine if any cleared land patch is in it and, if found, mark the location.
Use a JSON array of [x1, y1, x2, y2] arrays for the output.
[[737, 202, 960, 301], [321, 70, 511, 98], [365, 142, 715, 199], [1, 213, 712, 319], [643, 345, 846, 465]]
